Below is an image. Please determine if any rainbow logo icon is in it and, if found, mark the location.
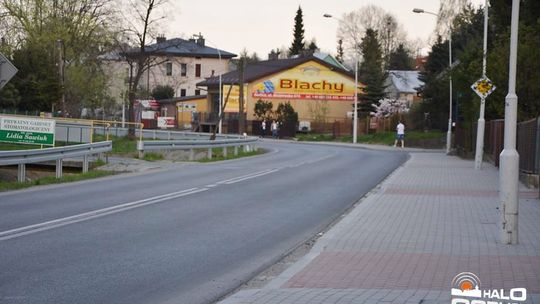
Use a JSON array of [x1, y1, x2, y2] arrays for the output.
[[451, 272, 482, 298]]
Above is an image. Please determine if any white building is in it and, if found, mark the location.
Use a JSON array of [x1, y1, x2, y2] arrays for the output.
[[384, 70, 424, 107], [101, 34, 236, 110]]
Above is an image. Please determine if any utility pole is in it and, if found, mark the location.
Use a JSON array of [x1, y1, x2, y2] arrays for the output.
[[56, 39, 65, 117], [500, 0, 520, 245], [238, 57, 245, 134]]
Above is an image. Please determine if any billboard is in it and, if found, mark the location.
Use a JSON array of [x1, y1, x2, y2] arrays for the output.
[[252, 61, 357, 101], [222, 84, 247, 112], [0, 116, 55, 146]]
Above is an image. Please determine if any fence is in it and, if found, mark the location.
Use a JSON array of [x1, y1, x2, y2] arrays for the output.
[[455, 117, 539, 174]]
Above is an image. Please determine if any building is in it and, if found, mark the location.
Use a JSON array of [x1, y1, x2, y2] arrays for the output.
[[100, 34, 236, 122], [197, 55, 362, 132], [384, 70, 424, 107]]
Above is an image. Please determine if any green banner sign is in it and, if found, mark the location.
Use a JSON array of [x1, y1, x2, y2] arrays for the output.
[[0, 116, 55, 146]]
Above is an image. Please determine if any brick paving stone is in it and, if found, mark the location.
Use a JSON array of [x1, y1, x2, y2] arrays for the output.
[[218, 153, 540, 304]]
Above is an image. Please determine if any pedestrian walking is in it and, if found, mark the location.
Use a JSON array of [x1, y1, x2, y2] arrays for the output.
[[394, 121, 405, 148], [271, 120, 278, 139], [261, 120, 266, 137]]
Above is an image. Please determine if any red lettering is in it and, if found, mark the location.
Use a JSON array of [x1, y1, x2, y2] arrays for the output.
[[280, 79, 293, 89]]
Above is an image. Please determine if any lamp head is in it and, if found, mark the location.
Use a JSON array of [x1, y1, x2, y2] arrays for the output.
[[323, 13, 333, 18], [412, 8, 424, 13]]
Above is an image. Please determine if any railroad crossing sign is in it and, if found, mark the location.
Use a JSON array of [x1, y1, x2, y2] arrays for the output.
[[0, 52, 18, 90], [471, 76, 496, 99]]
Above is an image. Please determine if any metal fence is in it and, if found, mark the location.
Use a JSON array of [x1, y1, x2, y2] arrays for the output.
[[455, 117, 539, 174]]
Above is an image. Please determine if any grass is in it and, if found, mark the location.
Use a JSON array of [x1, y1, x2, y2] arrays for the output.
[[142, 152, 164, 161], [0, 141, 75, 151], [0, 170, 114, 192], [93, 135, 137, 154], [197, 148, 265, 163], [296, 130, 445, 146]]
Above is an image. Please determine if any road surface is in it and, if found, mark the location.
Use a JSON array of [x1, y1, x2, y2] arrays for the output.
[[0, 140, 406, 304]]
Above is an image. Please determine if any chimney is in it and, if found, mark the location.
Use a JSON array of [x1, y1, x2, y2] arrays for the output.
[[156, 35, 166, 44], [196, 33, 205, 46]]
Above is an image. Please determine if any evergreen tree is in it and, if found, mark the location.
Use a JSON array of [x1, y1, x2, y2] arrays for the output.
[[289, 6, 305, 56], [358, 28, 387, 112], [308, 40, 319, 52], [387, 44, 414, 70], [336, 38, 345, 63]]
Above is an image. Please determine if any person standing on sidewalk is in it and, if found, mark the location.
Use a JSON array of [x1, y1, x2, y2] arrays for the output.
[[261, 120, 266, 137], [394, 121, 405, 148], [271, 120, 278, 139]]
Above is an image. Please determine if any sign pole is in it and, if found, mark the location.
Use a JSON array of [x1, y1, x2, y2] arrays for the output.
[[474, 0, 489, 170], [500, 0, 520, 245]]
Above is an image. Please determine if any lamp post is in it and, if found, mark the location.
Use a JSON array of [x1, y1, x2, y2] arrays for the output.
[[474, 0, 490, 170], [323, 13, 358, 144], [413, 8, 453, 154], [500, 0, 520, 245]]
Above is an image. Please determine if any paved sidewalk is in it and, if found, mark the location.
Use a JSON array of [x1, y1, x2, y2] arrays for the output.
[[219, 152, 540, 304]]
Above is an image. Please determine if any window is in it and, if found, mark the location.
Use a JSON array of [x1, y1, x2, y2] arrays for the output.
[[195, 89, 201, 96], [180, 63, 187, 77], [195, 64, 201, 77], [180, 89, 186, 97], [165, 62, 172, 76]]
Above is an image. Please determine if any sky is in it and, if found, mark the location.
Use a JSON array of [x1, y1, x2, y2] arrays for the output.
[[165, 0, 484, 59]]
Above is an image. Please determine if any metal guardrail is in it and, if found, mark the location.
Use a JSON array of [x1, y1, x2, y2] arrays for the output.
[[137, 136, 259, 160], [0, 141, 112, 182]]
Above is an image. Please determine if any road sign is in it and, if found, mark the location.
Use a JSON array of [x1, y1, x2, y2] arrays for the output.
[[0, 116, 56, 146], [0, 52, 18, 90], [471, 76, 496, 99]]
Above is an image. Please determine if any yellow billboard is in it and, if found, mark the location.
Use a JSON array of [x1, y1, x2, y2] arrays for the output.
[[222, 84, 247, 112], [252, 61, 357, 101]]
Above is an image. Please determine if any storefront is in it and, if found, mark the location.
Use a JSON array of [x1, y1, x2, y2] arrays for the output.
[[197, 55, 363, 133]]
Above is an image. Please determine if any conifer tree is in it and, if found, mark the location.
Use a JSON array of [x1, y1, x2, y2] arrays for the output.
[[358, 28, 387, 111], [289, 6, 305, 56]]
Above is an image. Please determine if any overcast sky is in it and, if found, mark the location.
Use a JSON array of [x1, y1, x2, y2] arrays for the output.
[[165, 0, 483, 58]]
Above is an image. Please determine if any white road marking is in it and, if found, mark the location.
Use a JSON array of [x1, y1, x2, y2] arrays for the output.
[[217, 169, 277, 185], [223, 169, 280, 184], [0, 188, 208, 242]]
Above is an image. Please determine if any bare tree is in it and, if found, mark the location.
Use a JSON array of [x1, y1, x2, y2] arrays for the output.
[[337, 5, 407, 64], [114, 0, 171, 131], [435, 0, 469, 38]]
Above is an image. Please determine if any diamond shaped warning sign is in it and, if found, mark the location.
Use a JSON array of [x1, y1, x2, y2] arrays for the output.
[[471, 77, 496, 99]]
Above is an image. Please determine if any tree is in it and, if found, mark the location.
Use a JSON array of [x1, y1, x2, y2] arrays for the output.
[[338, 5, 407, 62], [336, 38, 345, 63], [152, 85, 174, 100], [289, 6, 305, 56], [358, 28, 387, 111], [370, 98, 409, 118], [0, 83, 21, 109], [1, 0, 116, 115], [117, 0, 170, 131], [387, 44, 414, 70], [307, 39, 319, 53], [254, 99, 273, 121]]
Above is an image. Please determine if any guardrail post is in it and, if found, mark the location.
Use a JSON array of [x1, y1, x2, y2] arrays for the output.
[[17, 164, 26, 182], [234, 146, 239, 156], [254, 145, 258, 152], [207, 148, 212, 159], [168, 132, 171, 140], [153, 130, 156, 140], [83, 155, 89, 173], [189, 149, 195, 161], [56, 159, 63, 178], [137, 141, 144, 159], [223, 147, 228, 158]]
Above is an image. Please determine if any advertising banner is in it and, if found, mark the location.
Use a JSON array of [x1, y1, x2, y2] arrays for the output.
[[0, 116, 55, 145], [222, 85, 248, 112], [252, 61, 356, 101]]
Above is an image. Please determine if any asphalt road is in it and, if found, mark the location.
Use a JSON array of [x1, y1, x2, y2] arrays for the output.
[[0, 140, 407, 304]]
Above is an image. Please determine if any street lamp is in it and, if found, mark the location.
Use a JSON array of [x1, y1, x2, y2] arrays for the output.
[[413, 8, 453, 154], [323, 13, 358, 144], [499, 0, 520, 245]]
